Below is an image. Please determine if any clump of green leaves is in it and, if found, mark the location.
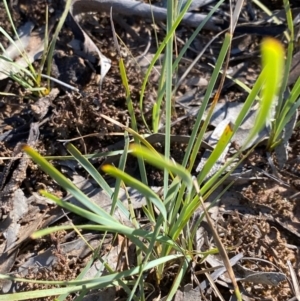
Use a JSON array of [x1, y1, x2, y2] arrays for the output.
[[266, 0, 300, 150], [0, 0, 72, 96], [0, 0, 297, 300]]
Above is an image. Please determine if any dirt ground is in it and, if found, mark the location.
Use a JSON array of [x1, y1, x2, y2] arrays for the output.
[[0, 0, 300, 300]]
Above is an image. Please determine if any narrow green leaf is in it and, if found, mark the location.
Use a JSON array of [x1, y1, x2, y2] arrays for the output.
[[130, 144, 193, 190], [37, 191, 122, 229], [245, 38, 284, 147], [102, 164, 167, 221], [22, 145, 118, 222], [197, 122, 234, 184], [66, 143, 130, 220], [0, 254, 183, 301], [139, 0, 199, 128], [185, 33, 232, 173], [272, 76, 300, 145]]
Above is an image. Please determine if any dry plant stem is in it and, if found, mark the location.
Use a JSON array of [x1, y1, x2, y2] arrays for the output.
[[69, 0, 220, 31], [205, 272, 226, 301], [194, 180, 242, 301]]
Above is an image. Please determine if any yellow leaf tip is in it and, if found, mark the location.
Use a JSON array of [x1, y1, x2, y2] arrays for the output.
[[129, 143, 137, 151], [21, 144, 30, 151], [101, 165, 111, 172], [261, 37, 284, 55]]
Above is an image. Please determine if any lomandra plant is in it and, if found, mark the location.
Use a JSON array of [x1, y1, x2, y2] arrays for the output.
[[0, 0, 72, 96], [0, 40, 286, 301], [0, 1, 294, 301], [266, 0, 300, 150]]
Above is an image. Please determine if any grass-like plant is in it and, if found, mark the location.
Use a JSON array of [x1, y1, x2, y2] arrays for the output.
[[0, 0, 73, 96], [0, 0, 298, 300], [266, 0, 300, 150]]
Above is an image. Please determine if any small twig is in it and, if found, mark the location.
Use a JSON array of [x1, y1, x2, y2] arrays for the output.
[[194, 178, 242, 300]]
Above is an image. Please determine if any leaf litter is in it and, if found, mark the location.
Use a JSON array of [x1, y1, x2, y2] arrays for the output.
[[0, 0, 300, 300]]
